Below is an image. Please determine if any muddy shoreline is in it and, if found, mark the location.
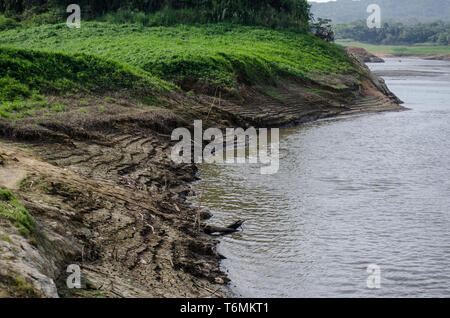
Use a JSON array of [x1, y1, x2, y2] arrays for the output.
[[0, 54, 404, 298]]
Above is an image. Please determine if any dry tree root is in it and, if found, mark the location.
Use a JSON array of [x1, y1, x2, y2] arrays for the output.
[[203, 220, 245, 235]]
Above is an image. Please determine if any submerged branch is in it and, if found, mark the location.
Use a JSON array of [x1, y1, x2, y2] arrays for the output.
[[203, 220, 245, 235]]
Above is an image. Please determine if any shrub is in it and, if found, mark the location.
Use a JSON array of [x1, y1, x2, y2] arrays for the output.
[[310, 18, 335, 42], [0, 77, 32, 102], [0, 14, 19, 30]]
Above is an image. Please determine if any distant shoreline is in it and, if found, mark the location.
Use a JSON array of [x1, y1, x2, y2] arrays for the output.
[[336, 39, 450, 60]]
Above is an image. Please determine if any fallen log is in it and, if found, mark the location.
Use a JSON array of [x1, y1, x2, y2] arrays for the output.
[[203, 220, 245, 235]]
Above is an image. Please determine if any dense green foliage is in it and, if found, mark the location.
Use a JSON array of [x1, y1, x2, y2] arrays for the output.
[[0, 0, 358, 119], [310, 18, 334, 42], [0, 14, 19, 30], [0, 188, 35, 237], [0, 22, 355, 118], [0, 0, 311, 30], [336, 20, 450, 45], [0, 23, 354, 88], [311, 0, 450, 24], [0, 46, 170, 118]]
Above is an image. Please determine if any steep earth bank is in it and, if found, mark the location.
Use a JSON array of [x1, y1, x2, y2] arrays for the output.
[[0, 53, 404, 298]]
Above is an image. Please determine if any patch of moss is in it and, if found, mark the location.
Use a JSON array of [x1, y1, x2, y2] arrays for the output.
[[306, 87, 332, 95], [0, 274, 44, 298], [0, 233, 12, 244], [264, 89, 285, 101], [0, 188, 35, 237], [12, 143, 33, 150], [95, 291, 104, 297]]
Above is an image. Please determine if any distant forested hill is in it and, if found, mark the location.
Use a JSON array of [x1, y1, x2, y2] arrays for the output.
[[310, 0, 450, 24]]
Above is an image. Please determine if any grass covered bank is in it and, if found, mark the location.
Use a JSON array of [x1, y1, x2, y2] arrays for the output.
[[1, 23, 354, 87], [0, 23, 359, 120], [0, 46, 171, 118]]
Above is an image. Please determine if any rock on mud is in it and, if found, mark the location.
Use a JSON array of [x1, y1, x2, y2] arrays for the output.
[[346, 46, 385, 63]]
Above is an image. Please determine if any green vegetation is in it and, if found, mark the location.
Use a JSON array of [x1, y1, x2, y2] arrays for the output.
[[0, 233, 13, 244], [0, 274, 44, 297], [0, 46, 170, 118], [337, 39, 450, 56], [0, 22, 356, 117], [0, 188, 35, 237], [310, 0, 450, 24], [0, 2, 359, 119], [1, 0, 311, 30], [0, 14, 19, 30], [0, 22, 354, 85], [336, 20, 450, 45]]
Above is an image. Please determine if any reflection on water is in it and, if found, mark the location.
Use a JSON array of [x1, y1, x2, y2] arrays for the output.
[[194, 58, 450, 297]]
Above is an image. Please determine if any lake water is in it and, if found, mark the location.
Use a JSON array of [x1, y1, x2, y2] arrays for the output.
[[195, 58, 450, 298]]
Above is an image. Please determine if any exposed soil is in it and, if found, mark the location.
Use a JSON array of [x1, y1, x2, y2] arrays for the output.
[[0, 53, 405, 298], [346, 47, 385, 63]]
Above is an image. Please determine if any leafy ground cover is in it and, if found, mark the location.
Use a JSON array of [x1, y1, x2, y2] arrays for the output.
[[0, 22, 355, 118]]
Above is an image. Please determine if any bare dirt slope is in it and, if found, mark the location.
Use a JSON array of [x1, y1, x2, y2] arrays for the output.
[[0, 127, 227, 298]]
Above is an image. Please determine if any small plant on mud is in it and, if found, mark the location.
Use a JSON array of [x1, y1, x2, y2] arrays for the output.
[[0, 188, 35, 237], [0, 233, 12, 244], [0, 274, 44, 298]]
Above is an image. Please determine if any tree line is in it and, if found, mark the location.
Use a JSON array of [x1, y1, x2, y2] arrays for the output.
[[335, 20, 450, 45], [0, 0, 311, 30]]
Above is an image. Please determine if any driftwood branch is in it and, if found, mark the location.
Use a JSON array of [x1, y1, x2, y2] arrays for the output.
[[203, 220, 245, 235]]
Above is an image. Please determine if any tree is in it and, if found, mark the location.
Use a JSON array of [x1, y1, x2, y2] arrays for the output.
[[310, 18, 334, 42]]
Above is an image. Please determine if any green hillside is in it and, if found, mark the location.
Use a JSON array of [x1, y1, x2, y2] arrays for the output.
[[0, 22, 356, 118]]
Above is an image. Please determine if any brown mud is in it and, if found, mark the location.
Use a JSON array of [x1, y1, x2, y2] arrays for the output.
[[0, 53, 405, 298], [345, 47, 385, 63]]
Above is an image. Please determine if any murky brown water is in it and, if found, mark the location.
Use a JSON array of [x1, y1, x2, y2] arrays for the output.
[[194, 58, 450, 297]]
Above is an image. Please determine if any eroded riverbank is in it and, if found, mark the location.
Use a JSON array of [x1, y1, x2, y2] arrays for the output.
[[0, 52, 403, 297], [194, 58, 450, 298]]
